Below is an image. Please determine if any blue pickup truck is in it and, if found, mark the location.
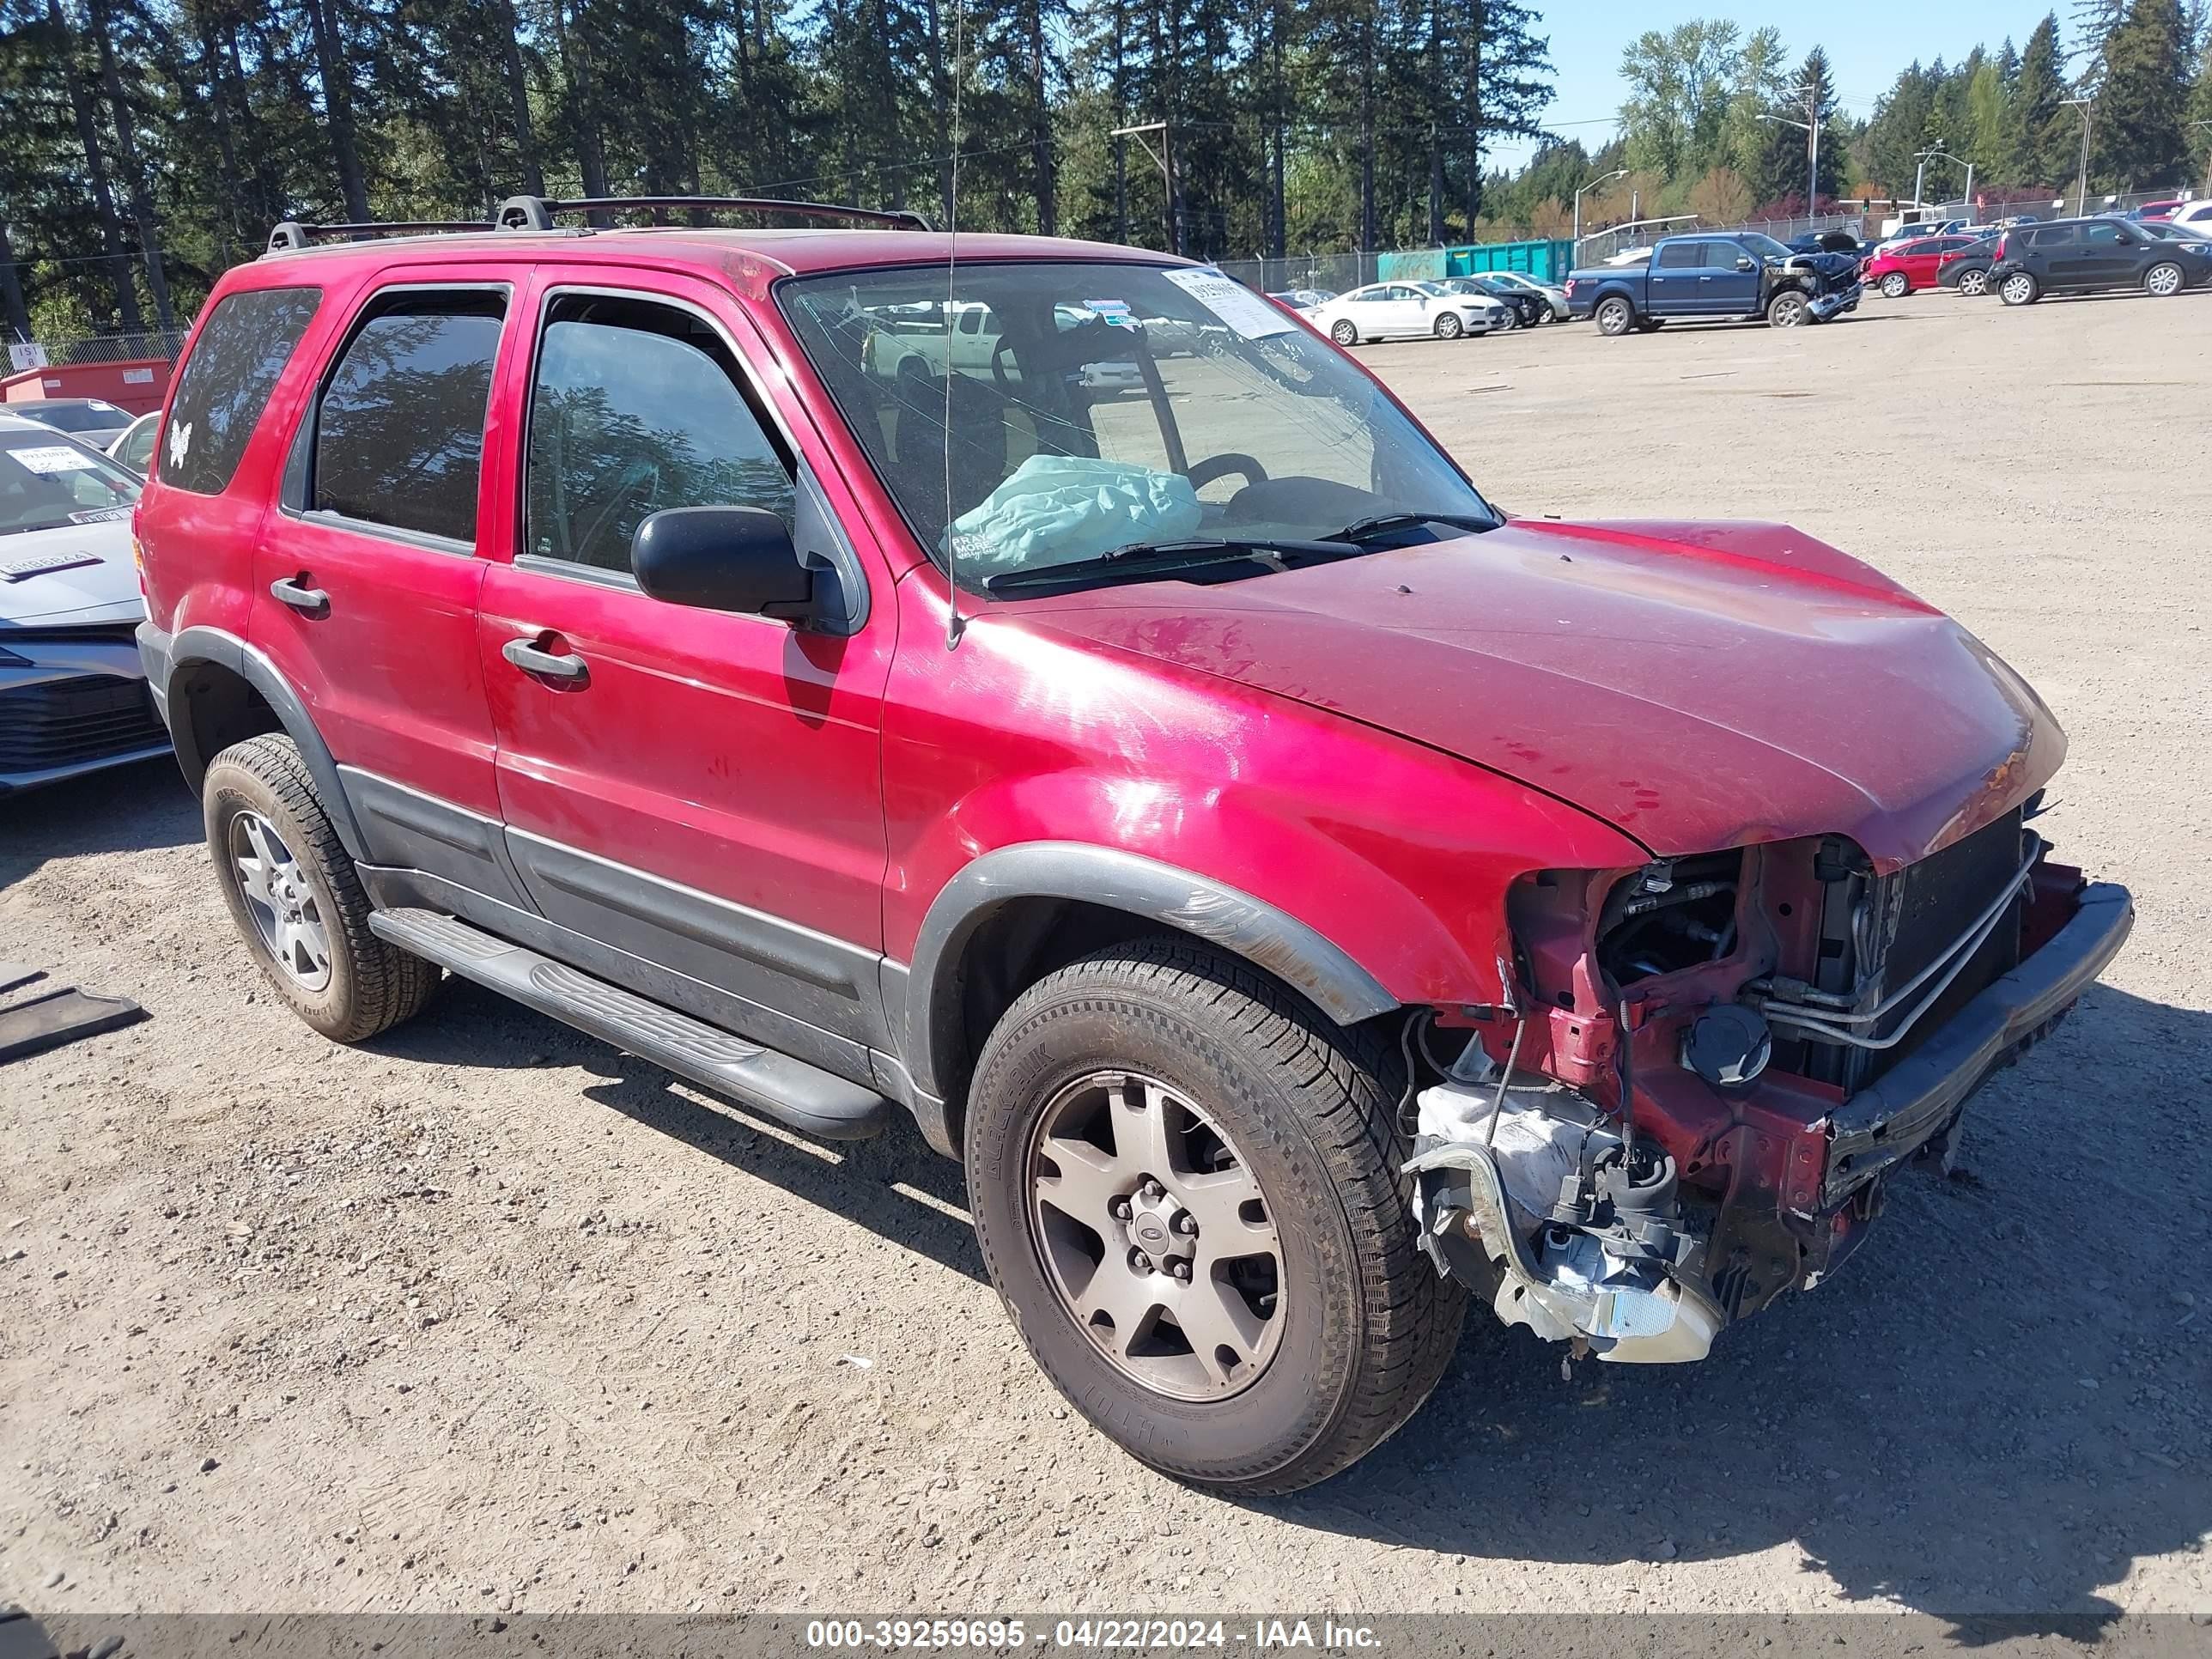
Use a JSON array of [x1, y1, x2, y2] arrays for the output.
[[1565, 231, 1863, 334]]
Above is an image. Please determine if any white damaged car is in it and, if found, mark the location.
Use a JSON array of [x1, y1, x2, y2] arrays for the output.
[[0, 411, 168, 796]]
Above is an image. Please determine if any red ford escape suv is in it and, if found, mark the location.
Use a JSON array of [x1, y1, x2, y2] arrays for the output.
[[135, 197, 2132, 1494]]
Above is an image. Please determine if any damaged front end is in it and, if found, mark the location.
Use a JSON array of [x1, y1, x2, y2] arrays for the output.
[[1407, 799, 2133, 1365]]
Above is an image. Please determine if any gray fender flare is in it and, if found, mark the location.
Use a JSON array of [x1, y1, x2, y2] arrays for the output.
[[900, 841, 1399, 1101], [164, 625, 368, 863]]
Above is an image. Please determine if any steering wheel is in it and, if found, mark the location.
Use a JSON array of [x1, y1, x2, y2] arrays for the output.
[[1187, 453, 1268, 495]]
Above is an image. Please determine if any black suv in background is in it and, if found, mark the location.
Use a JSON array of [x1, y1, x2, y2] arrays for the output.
[[1988, 216, 2212, 304]]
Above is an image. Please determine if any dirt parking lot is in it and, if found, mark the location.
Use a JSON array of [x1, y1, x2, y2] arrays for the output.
[[3, 286, 2209, 1623]]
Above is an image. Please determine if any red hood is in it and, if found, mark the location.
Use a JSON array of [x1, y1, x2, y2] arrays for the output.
[[1001, 520, 2062, 870]]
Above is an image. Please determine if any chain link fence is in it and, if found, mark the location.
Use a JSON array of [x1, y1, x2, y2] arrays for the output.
[[1210, 253, 1381, 296], [41, 329, 190, 367]]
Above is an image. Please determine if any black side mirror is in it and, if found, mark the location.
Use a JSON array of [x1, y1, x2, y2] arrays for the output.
[[632, 506, 814, 622]]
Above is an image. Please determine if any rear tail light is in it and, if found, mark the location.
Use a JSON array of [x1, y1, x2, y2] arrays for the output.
[[1564, 277, 1577, 298], [1992, 234, 2008, 261]]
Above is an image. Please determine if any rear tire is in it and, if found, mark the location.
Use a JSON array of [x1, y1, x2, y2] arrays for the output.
[[1999, 270, 2039, 306], [1330, 318, 1358, 346], [1958, 268, 1989, 297], [2144, 261, 2184, 298], [1879, 270, 1910, 298], [204, 734, 439, 1043], [1595, 296, 1635, 337], [965, 937, 1466, 1496]]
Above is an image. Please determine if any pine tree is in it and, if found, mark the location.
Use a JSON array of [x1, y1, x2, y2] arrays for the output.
[[2094, 0, 2190, 185], [2015, 12, 2070, 183]]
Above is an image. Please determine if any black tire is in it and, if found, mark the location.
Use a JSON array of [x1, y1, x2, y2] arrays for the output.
[[1330, 318, 1358, 346], [1433, 311, 1463, 339], [1998, 270, 2039, 306], [1632, 317, 1665, 332], [203, 734, 439, 1042], [965, 937, 1466, 1496], [2144, 261, 2185, 298], [1879, 270, 1910, 299], [1766, 289, 1811, 327], [1957, 267, 1989, 297], [1595, 295, 1635, 337]]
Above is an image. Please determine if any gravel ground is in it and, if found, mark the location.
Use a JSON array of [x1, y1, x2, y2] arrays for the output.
[[3, 284, 2208, 1623]]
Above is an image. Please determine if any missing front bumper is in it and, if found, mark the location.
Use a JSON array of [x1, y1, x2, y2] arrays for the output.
[[1820, 881, 2133, 1204]]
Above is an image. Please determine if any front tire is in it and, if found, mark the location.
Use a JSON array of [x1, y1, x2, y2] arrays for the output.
[[204, 734, 439, 1042], [2144, 261, 2185, 298], [1330, 319, 1358, 346], [1879, 270, 1910, 299], [1595, 295, 1635, 336], [1767, 289, 1811, 327], [965, 938, 1465, 1496], [1999, 270, 2039, 306], [1433, 312, 1464, 340]]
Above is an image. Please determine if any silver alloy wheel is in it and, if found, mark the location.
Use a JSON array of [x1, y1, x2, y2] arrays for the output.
[[2001, 271, 2036, 305], [1027, 1070, 1285, 1402], [1435, 312, 1463, 339], [1596, 297, 1632, 336], [2146, 263, 2183, 296], [1771, 292, 1809, 327], [1331, 319, 1358, 346], [1881, 271, 1909, 297], [230, 809, 333, 992], [1959, 268, 1988, 296]]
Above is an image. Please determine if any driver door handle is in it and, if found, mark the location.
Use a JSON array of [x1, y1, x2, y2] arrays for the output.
[[270, 575, 329, 615], [502, 635, 589, 685]]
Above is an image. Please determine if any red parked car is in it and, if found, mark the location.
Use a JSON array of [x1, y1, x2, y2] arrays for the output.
[[134, 198, 2132, 1494], [1863, 234, 1981, 296]]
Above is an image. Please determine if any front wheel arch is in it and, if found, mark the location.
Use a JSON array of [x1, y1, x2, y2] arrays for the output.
[[902, 846, 1401, 1148]]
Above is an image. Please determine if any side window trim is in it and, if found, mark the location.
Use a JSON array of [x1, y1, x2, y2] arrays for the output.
[[514, 282, 871, 633], [283, 279, 513, 555]]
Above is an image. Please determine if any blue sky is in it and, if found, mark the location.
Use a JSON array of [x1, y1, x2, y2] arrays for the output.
[[1489, 2, 2075, 170]]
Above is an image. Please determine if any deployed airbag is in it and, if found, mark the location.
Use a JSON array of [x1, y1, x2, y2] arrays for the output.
[[945, 454, 1200, 573]]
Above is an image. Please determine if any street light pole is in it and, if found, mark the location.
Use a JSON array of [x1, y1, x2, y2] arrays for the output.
[[2061, 98, 2093, 220], [1572, 168, 1627, 246]]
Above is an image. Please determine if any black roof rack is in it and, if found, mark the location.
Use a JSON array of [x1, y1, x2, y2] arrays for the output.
[[493, 194, 933, 233], [266, 219, 492, 254]]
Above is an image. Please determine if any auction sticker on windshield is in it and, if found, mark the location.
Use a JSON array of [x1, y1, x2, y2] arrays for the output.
[[10, 445, 101, 475], [1163, 267, 1295, 337]]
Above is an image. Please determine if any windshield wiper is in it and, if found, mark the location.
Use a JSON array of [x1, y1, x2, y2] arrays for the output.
[[981, 536, 1355, 596], [1331, 510, 1499, 543]]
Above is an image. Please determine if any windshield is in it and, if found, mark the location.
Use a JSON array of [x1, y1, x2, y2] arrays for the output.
[[1737, 234, 1796, 259], [0, 432, 140, 534], [779, 261, 1493, 594], [19, 401, 127, 434]]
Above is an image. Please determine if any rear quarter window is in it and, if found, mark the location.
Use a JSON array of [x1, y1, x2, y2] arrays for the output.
[[161, 287, 323, 495]]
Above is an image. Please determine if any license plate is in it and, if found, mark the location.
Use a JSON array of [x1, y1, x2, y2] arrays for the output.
[[0, 551, 102, 582]]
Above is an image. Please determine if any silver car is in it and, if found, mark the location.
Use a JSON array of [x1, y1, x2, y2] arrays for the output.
[[0, 412, 168, 796], [9, 396, 136, 451]]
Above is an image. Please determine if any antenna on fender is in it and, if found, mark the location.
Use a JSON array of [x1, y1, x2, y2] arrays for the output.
[[941, 0, 968, 649]]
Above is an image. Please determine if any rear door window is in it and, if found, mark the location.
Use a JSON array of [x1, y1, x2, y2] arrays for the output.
[[1656, 241, 1704, 269], [161, 286, 322, 495], [312, 289, 506, 545]]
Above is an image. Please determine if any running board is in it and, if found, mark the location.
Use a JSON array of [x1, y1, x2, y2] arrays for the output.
[[368, 907, 890, 1140]]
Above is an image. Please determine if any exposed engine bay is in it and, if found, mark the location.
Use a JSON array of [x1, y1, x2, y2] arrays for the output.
[[1405, 794, 2133, 1364]]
